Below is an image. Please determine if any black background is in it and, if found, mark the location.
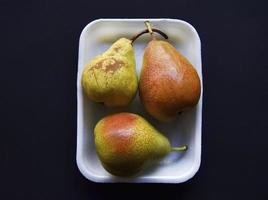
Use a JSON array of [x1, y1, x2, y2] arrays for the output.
[[1, 0, 268, 199]]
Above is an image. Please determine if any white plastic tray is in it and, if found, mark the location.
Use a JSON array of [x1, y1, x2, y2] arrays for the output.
[[76, 19, 202, 183]]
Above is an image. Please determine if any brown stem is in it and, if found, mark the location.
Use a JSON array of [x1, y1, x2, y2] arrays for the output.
[[131, 28, 168, 45]]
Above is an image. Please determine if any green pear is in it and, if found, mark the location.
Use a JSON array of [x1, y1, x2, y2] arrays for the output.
[[94, 112, 187, 176], [82, 38, 138, 107]]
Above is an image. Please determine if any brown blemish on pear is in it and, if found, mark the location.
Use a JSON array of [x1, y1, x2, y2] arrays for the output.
[[91, 58, 124, 73]]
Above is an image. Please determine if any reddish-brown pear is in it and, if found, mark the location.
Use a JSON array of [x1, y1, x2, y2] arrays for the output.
[[139, 39, 201, 121]]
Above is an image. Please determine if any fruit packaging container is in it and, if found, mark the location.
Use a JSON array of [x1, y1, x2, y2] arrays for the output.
[[77, 18, 203, 183]]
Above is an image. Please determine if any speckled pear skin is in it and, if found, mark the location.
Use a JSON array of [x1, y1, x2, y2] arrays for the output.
[[139, 40, 201, 121], [94, 113, 171, 176], [82, 38, 138, 107]]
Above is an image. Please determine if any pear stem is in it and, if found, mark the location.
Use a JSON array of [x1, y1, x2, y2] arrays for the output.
[[145, 21, 156, 40], [171, 146, 188, 152], [145, 21, 153, 35], [131, 22, 168, 45]]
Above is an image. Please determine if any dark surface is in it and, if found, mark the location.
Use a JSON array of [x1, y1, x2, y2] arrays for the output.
[[1, 0, 268, 199]]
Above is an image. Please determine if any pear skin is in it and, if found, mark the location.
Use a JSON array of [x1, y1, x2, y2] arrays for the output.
[[94, 113, 186, 176], [82, 38, 138, 107], [139, 40, 201, 121]]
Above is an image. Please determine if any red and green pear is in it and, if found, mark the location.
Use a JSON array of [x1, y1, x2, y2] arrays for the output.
[[94, 112, 187, 176]]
